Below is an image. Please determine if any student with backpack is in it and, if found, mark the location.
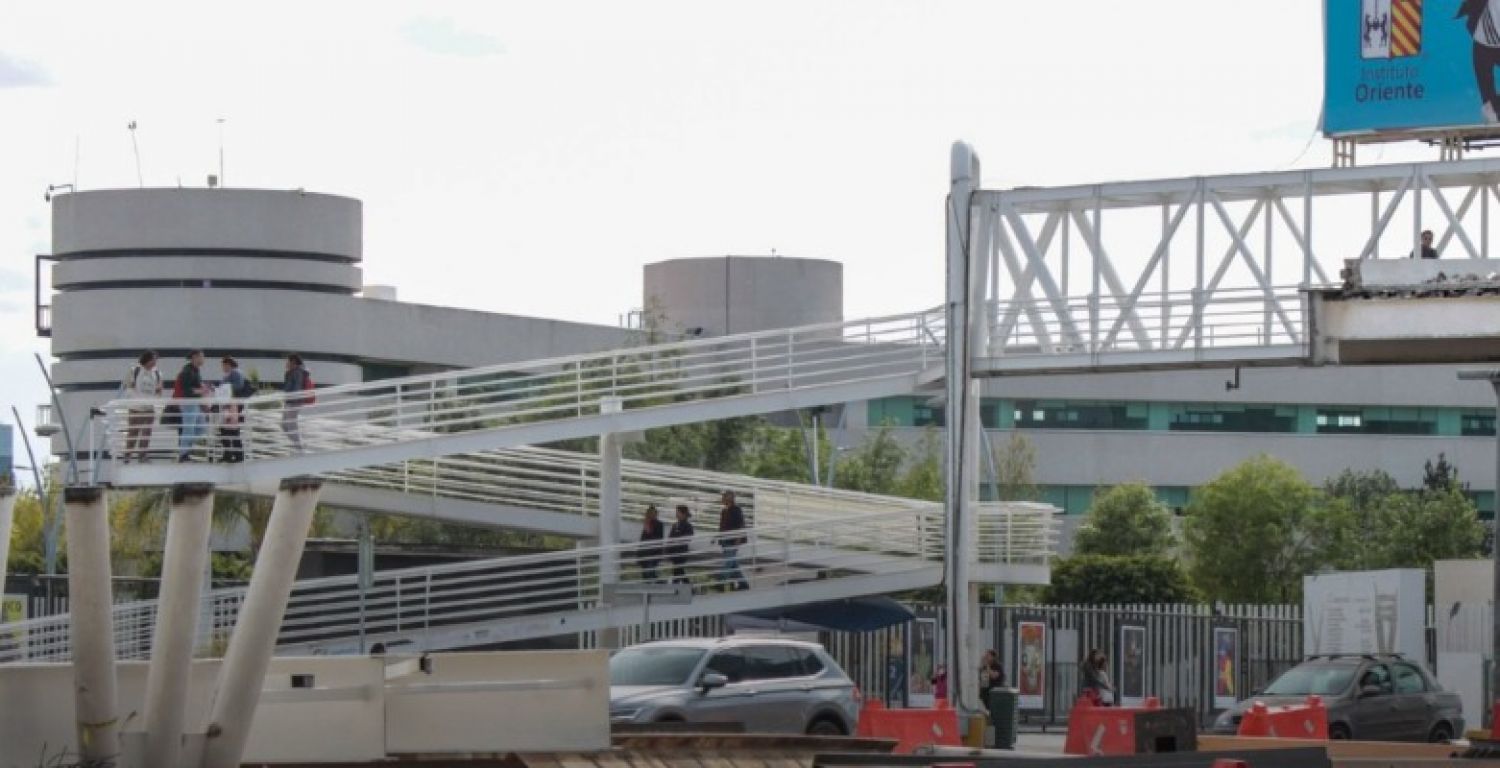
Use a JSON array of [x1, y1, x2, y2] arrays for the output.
[[122, 350, 163, 463], [281, 353, 314, 451]]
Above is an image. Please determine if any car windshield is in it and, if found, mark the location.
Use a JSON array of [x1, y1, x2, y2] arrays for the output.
[[1262, 663, 1356, 696], [610, 647, 707, 686]]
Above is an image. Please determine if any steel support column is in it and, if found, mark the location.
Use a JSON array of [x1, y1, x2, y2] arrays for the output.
[[598, 396, 623, 650], [142, 483, 215, 768], [64, 485, 120, 764], [944, 141, 985, 715], [200, 477, 322, 768]]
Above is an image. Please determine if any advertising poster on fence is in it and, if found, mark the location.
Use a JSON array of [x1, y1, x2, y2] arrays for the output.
[[1212, 626, 1240, 711], [908, 618, 937, 707], [1016, 619, 1047, 711], [1118, 623, 1147, 707]]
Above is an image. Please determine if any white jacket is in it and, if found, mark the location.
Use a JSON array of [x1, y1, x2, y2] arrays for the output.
[[123, 365, 163, 401]]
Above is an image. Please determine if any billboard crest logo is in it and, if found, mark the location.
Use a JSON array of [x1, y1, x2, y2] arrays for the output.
[[1363, 0, 1423, 59]]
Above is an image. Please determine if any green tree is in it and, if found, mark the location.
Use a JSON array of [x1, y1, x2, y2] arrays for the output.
[[1367, 486, 1485, 568], [1073, 483, 1175, 557], [833, 427, 905, 495], [1322, 469, 1399, 570], [1183, 455, 1338, 603], [6, 488, 49, 574], [1422, 453, 1465, 494], [894, 429, 943, 501], [739, 423, 822, 483], [624, 416, 767, 473], [992, 432, 1039, 501], [1043, 554, 1197, 604]]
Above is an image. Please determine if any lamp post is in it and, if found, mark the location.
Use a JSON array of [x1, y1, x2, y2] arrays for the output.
[[1458, 369, 1500, 730]]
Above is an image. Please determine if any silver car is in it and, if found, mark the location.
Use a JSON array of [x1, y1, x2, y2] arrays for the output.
[[608, 637, 860, 735]]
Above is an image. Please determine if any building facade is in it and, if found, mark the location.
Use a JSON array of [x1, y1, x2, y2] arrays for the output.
[[38, 188, 637, 454]]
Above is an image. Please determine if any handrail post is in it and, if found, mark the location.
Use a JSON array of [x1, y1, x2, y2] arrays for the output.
[[786, 328, 795, 389], [750, 337, 759, 393]]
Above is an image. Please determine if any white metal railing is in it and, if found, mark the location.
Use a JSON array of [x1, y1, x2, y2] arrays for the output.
[[990, 286, 1307, 356], [327, 445, 935, 529], [0, 502, 1056, 663], [97, 308, 947, 469]]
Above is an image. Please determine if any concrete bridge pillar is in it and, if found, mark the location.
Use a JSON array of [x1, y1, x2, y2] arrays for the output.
[[0, 485, 15, 607], [142, 483, 215, 768], [64, 485, 121, 764], [200, 476, 322, 768]]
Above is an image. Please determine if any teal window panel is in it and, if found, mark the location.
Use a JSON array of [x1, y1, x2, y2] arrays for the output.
[[1462, 410, 1496, 437]]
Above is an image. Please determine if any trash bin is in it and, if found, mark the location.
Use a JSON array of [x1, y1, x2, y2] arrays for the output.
[[988, 687, 1019, 749]]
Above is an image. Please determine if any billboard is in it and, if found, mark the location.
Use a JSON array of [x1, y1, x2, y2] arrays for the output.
[[1303, 568, 1425, 659], [1324, 0, 1500, 135]]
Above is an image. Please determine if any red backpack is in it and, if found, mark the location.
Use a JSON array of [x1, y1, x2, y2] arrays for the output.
[[303, 370, 317, 404]]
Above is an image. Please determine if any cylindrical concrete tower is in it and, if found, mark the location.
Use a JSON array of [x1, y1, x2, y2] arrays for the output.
[[43, 188, 364, 454], [642, 256, 843, 337]]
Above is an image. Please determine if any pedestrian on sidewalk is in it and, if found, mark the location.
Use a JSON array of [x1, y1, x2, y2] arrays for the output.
[[1080, 649, 1113, 706]]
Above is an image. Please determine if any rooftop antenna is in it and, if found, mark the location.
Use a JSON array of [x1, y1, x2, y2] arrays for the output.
[[127, 120, 143, 187], [216, 117, 226, 187]]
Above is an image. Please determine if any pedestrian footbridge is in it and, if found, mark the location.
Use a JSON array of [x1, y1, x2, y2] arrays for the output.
[[0, 496, 1054, 663]]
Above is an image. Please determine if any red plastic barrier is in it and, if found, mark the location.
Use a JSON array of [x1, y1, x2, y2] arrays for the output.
[[855, 699, 962, 754], [1235, 695, 1328, 740], [1064, 695, 1162, 756]]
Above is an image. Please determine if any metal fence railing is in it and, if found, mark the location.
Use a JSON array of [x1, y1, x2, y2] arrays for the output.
[[0, 503, 1057, 663], [991, 286, 1308, 357], [97, 308, 948, 473]]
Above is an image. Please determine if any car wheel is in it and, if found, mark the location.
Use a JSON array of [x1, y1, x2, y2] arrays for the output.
[[1430, 723, 1455, 743], [807, 717, 845, 736], [1329, 723, 1352, 740]]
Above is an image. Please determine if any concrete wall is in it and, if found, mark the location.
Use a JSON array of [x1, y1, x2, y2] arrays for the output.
[[644, 256, 842, 337], [0, 651, 609, 763], [1348, 257, 1500, 287]]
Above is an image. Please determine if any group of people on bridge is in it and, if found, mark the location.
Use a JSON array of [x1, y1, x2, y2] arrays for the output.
[[119, 349, 316, 464], [634, 490, 750, 591]]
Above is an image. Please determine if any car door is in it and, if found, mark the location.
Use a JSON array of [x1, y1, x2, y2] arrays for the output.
[[1346, 663, 1402, 739], [738, 645, 809, 732], [1390, 662, 1434, 741], [691, 649, 757, 726]]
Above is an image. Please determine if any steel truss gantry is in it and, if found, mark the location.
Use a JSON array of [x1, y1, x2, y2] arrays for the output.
[[974, 158, 1500, 370]]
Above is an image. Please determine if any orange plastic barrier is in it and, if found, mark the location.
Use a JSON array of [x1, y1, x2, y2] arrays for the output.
[[1064, 696, 1162, 756], [855, 699, 962, 754], [1235, 695, 1328, 740]]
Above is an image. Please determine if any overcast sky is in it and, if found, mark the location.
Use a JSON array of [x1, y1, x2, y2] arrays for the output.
[[0, 0, 1444, 472]]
